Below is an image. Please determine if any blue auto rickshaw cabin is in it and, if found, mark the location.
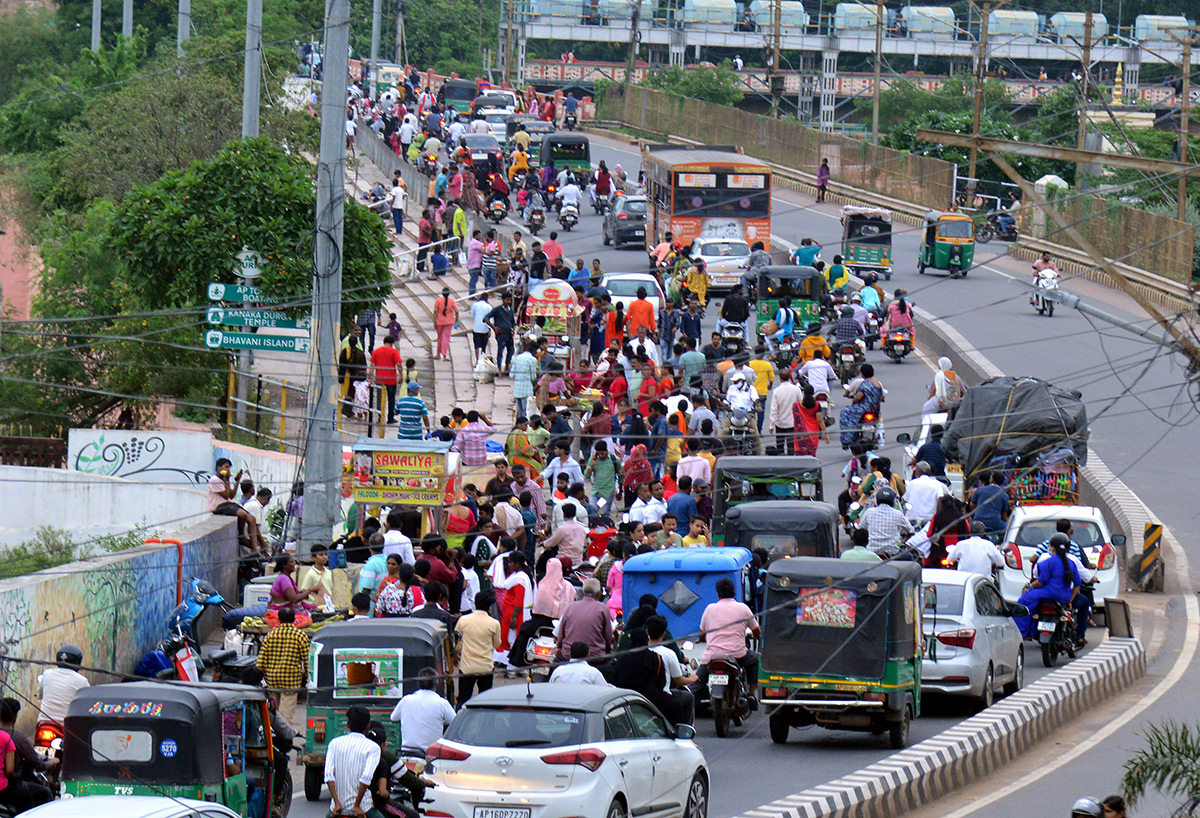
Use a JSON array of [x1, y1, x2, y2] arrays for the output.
[[621, 547, 754, 650]]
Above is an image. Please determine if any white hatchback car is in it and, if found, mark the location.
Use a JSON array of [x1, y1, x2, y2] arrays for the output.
[[25, 796, 238, 818], [600, 273, 664, 316], [921, 568, 1025, 708], [425, 684, 709, 818], [996, 505, 1125, 617], [690, 237, 750, 294]]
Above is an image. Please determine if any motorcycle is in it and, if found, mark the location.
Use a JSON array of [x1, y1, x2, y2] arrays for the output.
[[545, 183, 558, 213], [975, 212, 1019, 243], [558, 202, 579, 231], [821, 291, 848, 323], [564, 112, 577, 131], [1035, 599, 1077, 667], [525, 625, 558, 681], [856, 410, 880, 451], [719, 322, 746, 355], [813, 391, 834, 427], [133, 577, 226, 681], [420, 153, 438, 178], [487, 197, 508, 224], [32, 722, 63, 796], [707, 655, 754, 737], [591, 191, 607, 216], [882, 328, 913, 363], [525, 207, 545, 236], [833, 342, 863, 383], [864, 309, 881, 350], [1032, 268, 1059, 316]]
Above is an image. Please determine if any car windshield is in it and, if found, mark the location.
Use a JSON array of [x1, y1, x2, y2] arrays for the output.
[[464, 136, 498, 150], [445, 706, 587, 748], [923, 583, 965, 616], [937, 219, 973, 239], [486, 115, 507, 124], [606, 278, 655, 297], [699, 241, 749, 257], [620, 199, 647, 215], [475, 96, 511, 109], [1014, 520, 1103, 548]]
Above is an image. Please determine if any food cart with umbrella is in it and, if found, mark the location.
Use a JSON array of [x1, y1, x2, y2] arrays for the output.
[[349, 438, 462, 535], [523, 279, 583, 371]]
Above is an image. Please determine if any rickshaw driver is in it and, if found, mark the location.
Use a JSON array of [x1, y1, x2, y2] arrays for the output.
[[692, 579, 761, 702]]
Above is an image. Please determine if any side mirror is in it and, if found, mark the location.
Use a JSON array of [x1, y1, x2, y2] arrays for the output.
[[895, 432, 912, 444], [1009, 604, 1029, 617], [674, 723, 696, 741], [1112, 534, 1127, 547]]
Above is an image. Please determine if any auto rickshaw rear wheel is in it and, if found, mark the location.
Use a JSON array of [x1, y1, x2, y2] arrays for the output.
[[769, 712, 790, 744], [888, 703, 911, 749], [918, 261, 926, 275], [305, 764, 324, 801]]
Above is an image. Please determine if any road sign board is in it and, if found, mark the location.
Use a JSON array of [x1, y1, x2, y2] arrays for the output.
[[206, 282, 285, 304], [206, 307, 311, 330], [204, 329, 310, 353]]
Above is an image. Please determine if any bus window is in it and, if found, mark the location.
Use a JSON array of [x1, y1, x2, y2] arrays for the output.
[[673, 187, 769, 218]]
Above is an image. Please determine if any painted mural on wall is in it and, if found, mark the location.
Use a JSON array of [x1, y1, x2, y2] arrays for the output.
[[68, 430, 212, 485], [0, 521, 236, 731]]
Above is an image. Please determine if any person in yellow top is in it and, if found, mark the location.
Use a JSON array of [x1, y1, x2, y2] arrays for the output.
[[685, 258, 709, 306], [508, 145, 530, 180], [826, 255, 850, 292], [747, 352, 777, 430], [512, 124, 531, 153], [796, 322, 831, 365], [681, 516, 709, 547]]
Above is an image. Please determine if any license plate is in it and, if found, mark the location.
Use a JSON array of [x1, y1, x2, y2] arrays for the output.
[[1037, 621, 1055, 632], [708, 674, 729, 686], [842, 354, 855, 361], [635, 229, 644, 236], [475, 809, 531, 818]]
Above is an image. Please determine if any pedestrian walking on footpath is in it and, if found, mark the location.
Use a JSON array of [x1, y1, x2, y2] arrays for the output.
[[816, 158, 830, 203], [433, 287, 458, 361]]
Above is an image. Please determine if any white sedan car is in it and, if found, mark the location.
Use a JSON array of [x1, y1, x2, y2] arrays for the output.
[[26, 796, 238, 818], [600, 272, 664, 316], [690, 237, 750, 294], [922, 568, 1025, 708], [996, 504, 1125, 618], [425, 684, 709, 818]]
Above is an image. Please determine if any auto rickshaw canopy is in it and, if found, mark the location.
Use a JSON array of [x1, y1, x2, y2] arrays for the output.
[[754, 265, 827, 302], [761, 557, 922, 679], [722, 500, 840, 559], [308, 617, 450, 707], [923, 210, 974, 242]]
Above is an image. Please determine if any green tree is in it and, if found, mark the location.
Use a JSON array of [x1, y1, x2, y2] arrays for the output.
[[1122, 721, 1200, 811], [856, 77, 1010, 132], [643, 62, 744, 106]]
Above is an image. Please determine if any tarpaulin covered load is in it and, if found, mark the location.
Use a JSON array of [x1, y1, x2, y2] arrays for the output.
[[941, 376, 1088, 480]]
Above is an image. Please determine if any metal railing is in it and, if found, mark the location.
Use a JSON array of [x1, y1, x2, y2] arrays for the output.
[[225, 372, 307, 452]]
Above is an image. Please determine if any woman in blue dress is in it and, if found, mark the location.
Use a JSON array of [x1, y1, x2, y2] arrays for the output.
[[838, 363, 884, 449], [1014, 534, 1081, 639]]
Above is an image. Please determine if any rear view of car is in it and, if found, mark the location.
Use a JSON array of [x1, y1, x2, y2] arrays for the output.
[[693, 238, 750, 293], [603, 196, 647, 248]]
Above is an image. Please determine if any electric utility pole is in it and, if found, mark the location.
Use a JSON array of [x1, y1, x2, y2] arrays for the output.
[[1178, 35, 1192, 222], [369, 0, 382, 98], [626, 0, 644, 89], [122, 0, 132, 39], [968, 0, 999, 184], [1075, 12, 1093, 190], [91, 0, 101, 51], [242, 0, 262, 138], [302, 0, 351, 557], [177, 0, 191, 56], [771, 0, 783, 118], [871, 0, 883, 142]]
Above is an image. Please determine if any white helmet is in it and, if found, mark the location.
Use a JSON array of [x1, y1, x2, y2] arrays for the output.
[[1070, 798, 1103, 818]]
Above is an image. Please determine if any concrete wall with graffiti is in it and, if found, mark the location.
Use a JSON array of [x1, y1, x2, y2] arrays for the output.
[[0, 516, 237, 731], [0, 465, 209, 548]]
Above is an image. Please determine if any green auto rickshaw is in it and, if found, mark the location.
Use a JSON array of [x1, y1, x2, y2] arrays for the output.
[[759, 557, 923, 748], [63, 682, 287, 817], [918, 210, 975, 278], [841, 205, 894, 281], [753, 265, 826, 337], [302, 618, 452, 801], [540, 132, 591, 173]]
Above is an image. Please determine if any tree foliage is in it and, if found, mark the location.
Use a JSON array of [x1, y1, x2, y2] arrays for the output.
[[1122, 721, 1200, 810], [643, 62, 744, 106]]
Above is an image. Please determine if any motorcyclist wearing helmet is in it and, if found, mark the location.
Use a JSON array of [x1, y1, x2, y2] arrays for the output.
[[857, 488, 913, 558], [37, 645, 90, 724], [830, 305, 865, 346], [1070, 797, 1103, 818], [1014, 533, 1082, 640]]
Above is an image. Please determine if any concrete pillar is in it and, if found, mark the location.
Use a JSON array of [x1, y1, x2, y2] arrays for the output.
[[820, 47, 838, 132], [1123, 53, 1140, 102]]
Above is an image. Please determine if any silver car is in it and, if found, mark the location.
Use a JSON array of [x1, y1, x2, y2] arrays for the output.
[[690, 237, 750, 293], [921, 568, 1025, 709], [25, 796, 239, 818]]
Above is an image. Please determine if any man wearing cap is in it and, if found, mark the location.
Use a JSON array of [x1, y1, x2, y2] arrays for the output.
[[394, 382, 431, 440], [904, 461, 947, 529], [848, 291, 870, 331], [945, 522, 1005, 577]]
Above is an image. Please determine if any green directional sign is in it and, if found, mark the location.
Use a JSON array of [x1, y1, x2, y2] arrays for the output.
[[206, 281, 285, 304], [204, 329, 311, 353], [206, 307, 311, 330]]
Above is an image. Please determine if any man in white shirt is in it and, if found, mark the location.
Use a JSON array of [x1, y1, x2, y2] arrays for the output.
[[798, 350, 838, 397], [448, 118, 467, 145], [676, 446, 711, 485], [766, 371, 805, 451], [903, 461, 948, 527], [390, 668, 457, 751], [324, 705, 380, 817], [37, 646, 90, 724], [945, 522, 1005, 576], [559, 179, 583, 210], [542, 442, 585, 492], [382, 510, 415, 564], [550, 642, 610, 685], [627, 481, 668, 525], [647, 615, 697, 725], [469, 116, 490, 134], [243, 487, 272, 531]]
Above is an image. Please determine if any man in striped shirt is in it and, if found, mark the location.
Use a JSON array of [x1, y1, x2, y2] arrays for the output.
[[394, 382, 430, 440], [451, 410, 497, 467], [324, 705, 381, 817]]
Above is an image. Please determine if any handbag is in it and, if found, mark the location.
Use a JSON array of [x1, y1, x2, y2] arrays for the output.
[[761, 319, 779, 335]]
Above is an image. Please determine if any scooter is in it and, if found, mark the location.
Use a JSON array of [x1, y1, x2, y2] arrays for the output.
[[882, 328, 913, 363], [591, 190, 608, 216], [525, 207, 545, 236], [707, 655, 754, 737], [1032, 268, 1059, 316], [833, 342, 863, 383], [420, 153, 438, 177], [134, 577, 226, 681], [864, 309, 881, 350], [558, 202, 579, 231], [487, 197, 508, 224], [856, 411, 880, 451], [564, 112, 577, 131], [525, 625, 558, 681], [1035, 599, 1077, 667]]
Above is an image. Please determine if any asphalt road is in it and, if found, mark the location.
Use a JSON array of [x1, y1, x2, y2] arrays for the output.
[[289, 132, 1139, 818]]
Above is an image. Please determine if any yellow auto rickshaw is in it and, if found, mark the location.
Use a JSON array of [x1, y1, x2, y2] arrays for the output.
[[918, 211, 975, 278]]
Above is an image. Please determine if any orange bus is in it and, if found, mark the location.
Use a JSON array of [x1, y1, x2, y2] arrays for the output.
[[642, 144, 772, 253]]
